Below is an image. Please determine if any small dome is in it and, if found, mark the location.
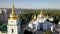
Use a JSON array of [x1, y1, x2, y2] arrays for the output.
[[10, 12, 16, 17], [9, 3, 18, 20], [38, 10, 43, 18], [9, 13, 18, 20]]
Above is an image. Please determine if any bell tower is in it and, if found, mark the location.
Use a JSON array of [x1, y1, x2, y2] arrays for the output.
[[7, 0, 21, 34]]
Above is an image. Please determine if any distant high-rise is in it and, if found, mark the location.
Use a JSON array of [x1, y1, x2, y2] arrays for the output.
[[0, 9, 8, 23]]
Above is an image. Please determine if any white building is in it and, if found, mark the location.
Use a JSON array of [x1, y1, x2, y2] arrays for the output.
[[28, 10, 54, 31], [7, 2, 21, 34], [0, 9, 8, 23], [49, 17, 53, 21], [15, 9, 21, 15], [58, 21, 60, 25], [0, 9, 2, 14]]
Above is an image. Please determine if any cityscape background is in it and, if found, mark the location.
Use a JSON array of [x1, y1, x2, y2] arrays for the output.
[[0, 0, 60, 34], [0, 0, 60, 9]]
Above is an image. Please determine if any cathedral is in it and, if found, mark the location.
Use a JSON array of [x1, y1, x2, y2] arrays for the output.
[[28, 10, 54, 31], [7, 0, 54, 34], [7, 1, 21, 34]]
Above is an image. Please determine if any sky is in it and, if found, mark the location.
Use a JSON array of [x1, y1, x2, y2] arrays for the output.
[[0, 0, 60, 9]]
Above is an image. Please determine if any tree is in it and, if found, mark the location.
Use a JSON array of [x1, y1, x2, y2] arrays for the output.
[[53, 16, 59, 24], [44, 30, 52, 34], [24, 30, 29, 34]]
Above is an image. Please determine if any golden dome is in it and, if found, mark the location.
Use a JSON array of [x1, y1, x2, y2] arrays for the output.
[[37, 10, 43, 17], [39, 10, 43, 15], [9, 13, 18, 20], [9, 1, 18, 20], [34, 14, 36, 19]]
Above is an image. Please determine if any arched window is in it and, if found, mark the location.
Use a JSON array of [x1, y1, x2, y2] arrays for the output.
[[12, 29, 14, 33]]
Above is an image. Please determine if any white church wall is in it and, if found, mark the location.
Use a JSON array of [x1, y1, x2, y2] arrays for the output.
[[49, 17, 53, 21], [58, 21, 60, 25], [7, 25, 18, 34], [28, 23, 33, 29], [43, 24, 47, 30], [29, 24, 32, 27], [37, 24, 40, 30], [8, 19, 18, 25], [51, 25, 54, 32], [34, 24, 37, 30]]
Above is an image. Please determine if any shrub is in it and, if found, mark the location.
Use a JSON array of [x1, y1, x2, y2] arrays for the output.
[[44, 30, 52, 34]]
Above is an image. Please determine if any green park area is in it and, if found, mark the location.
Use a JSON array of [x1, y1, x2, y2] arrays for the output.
[[0, 23, 7, 33]]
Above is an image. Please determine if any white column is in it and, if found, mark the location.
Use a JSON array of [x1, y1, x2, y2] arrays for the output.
[[36, 25, 37, 30], [51, 25, 53, 32]]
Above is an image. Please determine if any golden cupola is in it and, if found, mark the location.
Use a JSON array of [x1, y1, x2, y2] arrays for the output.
[[9, 1, 18, 20], [46, 14, 48, 18], [40, 10, 43, 15], [34, 14, 36, 19], [38, 10, 43, 17]]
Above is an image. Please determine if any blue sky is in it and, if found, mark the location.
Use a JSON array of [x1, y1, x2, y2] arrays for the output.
[[0, 0, 60, 9]]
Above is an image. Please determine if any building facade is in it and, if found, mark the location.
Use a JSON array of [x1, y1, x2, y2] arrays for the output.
[[28, 10, 54, 31]]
